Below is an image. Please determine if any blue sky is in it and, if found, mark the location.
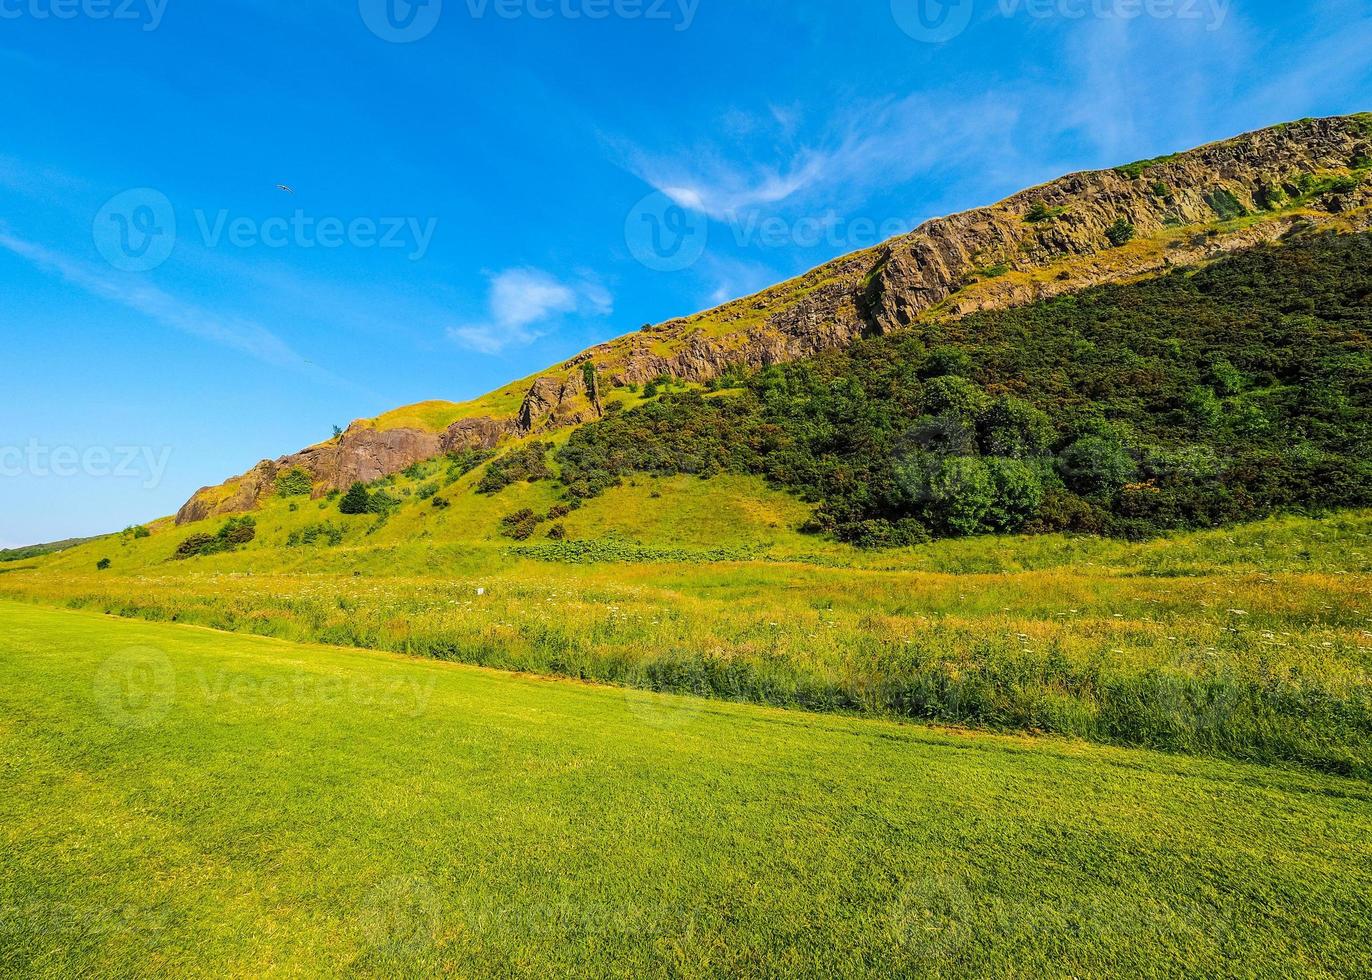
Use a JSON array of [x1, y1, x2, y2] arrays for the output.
[[1, 0, 1369, 546]]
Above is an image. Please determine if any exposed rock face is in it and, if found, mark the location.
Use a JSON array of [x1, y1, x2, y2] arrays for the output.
[[175, 417, 514, 524], [175, 114, 1371, 524]]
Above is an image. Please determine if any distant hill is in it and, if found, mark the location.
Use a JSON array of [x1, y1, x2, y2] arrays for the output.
[[174, 113, 1372, 526], [0, 536, 104, 563]]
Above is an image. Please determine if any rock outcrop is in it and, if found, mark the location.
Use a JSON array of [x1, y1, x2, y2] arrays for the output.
[[176, 114, 1371, 524]]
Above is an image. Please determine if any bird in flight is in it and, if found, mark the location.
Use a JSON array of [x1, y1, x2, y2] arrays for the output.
[[276, 183, 295, 195]]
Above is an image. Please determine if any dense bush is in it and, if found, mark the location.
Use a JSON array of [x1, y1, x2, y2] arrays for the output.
[[1106, 218, 1136, 246], [275, 467, 313, 497], [286, 522, 347, 547], [556, 233, 1372, 545], [477, 443, 552, 494], [446, 448, 496, 484], [500, 508, 543, 541], [174, 516, 257, 560], [339, 483, 371, 515]]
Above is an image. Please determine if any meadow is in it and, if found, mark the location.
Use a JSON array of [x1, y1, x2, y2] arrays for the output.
[[4, 472, 1370, 777], [2, 600, 1369, 977]]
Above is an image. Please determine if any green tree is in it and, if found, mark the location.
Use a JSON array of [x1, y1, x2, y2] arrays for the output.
[[339, 482, 371, 515], [275, 467, 313, 497], [1106, 218, 1136, 247], [1058, 437, 1135, 496], [979, 396, 1053, 458], [985, 458, 1045, 530]]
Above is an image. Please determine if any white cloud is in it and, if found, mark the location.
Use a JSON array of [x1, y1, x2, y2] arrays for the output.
[[449, 268, 613, 354], [612, 93, 1027, 222], [0, 229, 311, 370]]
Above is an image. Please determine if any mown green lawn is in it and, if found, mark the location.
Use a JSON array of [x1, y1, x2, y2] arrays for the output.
[[1, 600, 1369, 977]]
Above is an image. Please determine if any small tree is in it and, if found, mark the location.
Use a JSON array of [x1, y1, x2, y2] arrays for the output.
[[1106, 218, 1136, 247], [339, 482, 371, 515], [96, 557, 111, 570], [275, 467, 313, 497], [1058, 437, 1135, 496]]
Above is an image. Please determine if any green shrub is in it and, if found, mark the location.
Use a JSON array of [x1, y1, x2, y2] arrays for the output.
[[500, 508, 543, 541], [286, 522, 347, 548], [173, 516, 256, 560], [1203, 188, 1248, 221], [1058, 437, 1135, 496], [921, 346, 973, 378], [1106, 218, 1136, 247], [275, 468, 313, 497], [446, 449, 496, 484], [979, 396, 1053, 458], [1024, 202, 1066, 223], [339, 483, 371, 515], [96, 558, 111, 570], [477, 443, 552, 495]]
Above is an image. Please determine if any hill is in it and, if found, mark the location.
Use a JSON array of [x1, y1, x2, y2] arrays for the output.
[[6, 115, 1372, 779], [174, 113, 1372, 524], [0, 536, 103, 563], [2, 600, 1369, 976]]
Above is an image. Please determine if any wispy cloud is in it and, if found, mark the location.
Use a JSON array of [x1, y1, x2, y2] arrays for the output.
[[699, 254, 781, 308], [448, 268, 613, 355], [612, 94, 1024, 221], [0, 229, 312, 370]]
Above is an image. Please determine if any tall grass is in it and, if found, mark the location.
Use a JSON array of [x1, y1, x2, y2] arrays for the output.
[[7, 510, 1371, 777]]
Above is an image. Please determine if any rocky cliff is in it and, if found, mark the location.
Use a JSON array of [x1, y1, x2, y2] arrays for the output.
[[176, 113, 1372, 525]]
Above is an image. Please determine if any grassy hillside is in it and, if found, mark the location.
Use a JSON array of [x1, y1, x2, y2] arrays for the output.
[[556, 232, 1372, 544], [2, 601, 1369, 977], [9, 233, 1372, 775], [0, 537, 103, 564], [6, 478, 1372, 775]]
